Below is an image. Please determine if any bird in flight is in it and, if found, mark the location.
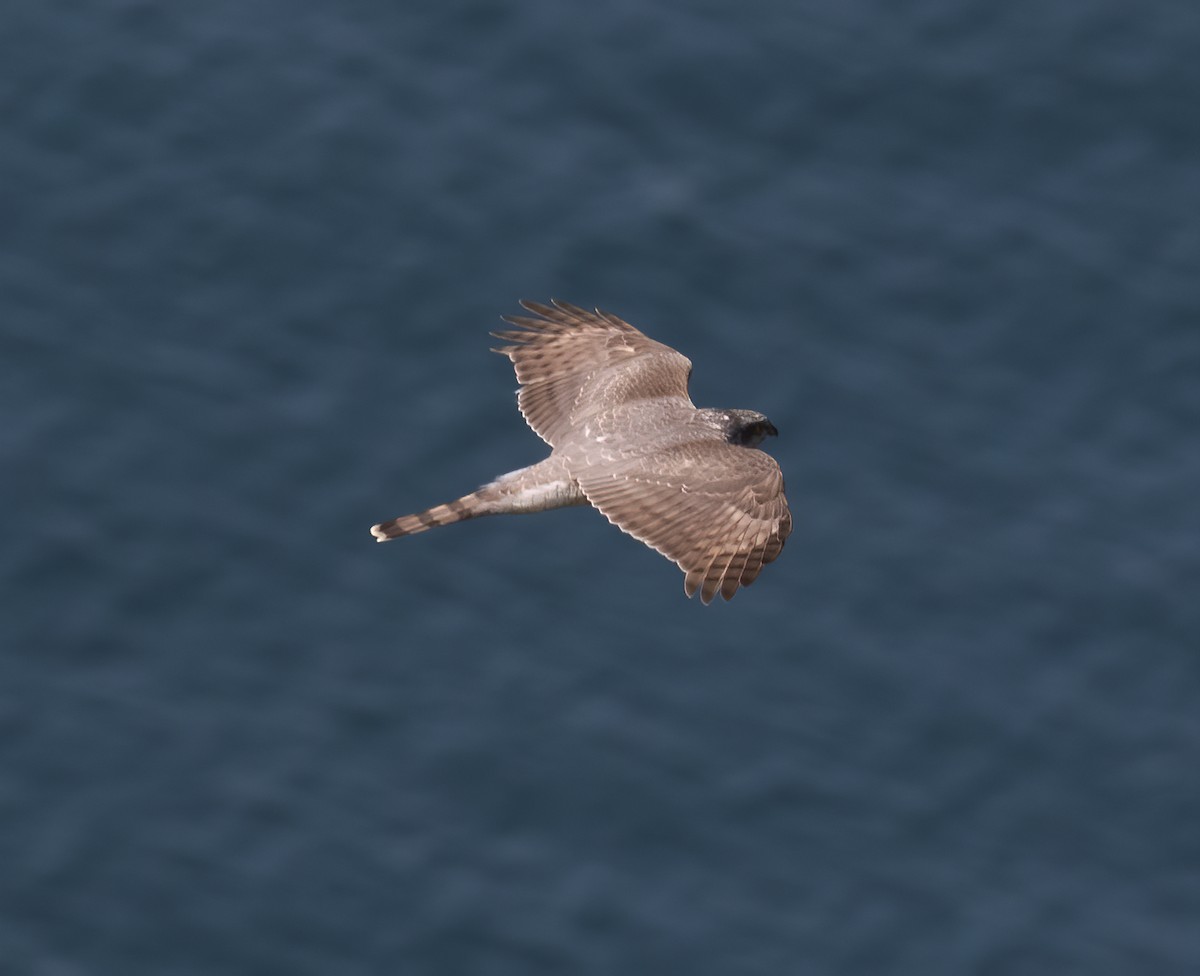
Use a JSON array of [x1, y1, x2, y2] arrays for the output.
[[371, 300, 791, 604]]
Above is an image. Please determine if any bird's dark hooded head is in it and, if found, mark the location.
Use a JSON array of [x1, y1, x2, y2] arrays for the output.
[[721, 409, 778, 448]]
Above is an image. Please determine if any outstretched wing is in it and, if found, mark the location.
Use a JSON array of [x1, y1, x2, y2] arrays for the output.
[[491, 300, 693, 448], [573, 441, 792, 605]]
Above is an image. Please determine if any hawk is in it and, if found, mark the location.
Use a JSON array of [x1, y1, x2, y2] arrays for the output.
[[371, 300, 791, 604]]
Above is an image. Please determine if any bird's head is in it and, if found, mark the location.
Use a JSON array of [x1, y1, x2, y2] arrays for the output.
[[722, 409, 779, 448]]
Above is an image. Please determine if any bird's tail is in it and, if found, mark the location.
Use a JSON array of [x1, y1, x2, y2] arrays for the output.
[[371, 457, 587, 542], [370, 492, 486, 541]]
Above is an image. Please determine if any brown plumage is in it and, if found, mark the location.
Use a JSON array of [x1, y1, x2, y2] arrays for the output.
[[371, 300, 791, 604]]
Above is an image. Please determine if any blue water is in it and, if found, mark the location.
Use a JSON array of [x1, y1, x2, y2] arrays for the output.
[[3, 2, 1198, 973]]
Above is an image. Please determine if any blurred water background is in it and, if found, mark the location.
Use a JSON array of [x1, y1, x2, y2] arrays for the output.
[[3, 1, 1199, 973]]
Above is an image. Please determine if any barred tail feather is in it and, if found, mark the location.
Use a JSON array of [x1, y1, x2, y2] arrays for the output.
[[370, 495, 481, 541]]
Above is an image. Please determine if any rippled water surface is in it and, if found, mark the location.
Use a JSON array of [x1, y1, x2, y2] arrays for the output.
[[3, 2, 1199, 973]]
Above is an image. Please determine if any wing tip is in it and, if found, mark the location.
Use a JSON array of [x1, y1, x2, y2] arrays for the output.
[[684, 569, 709, 603], [518, 298, 554, 317]]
